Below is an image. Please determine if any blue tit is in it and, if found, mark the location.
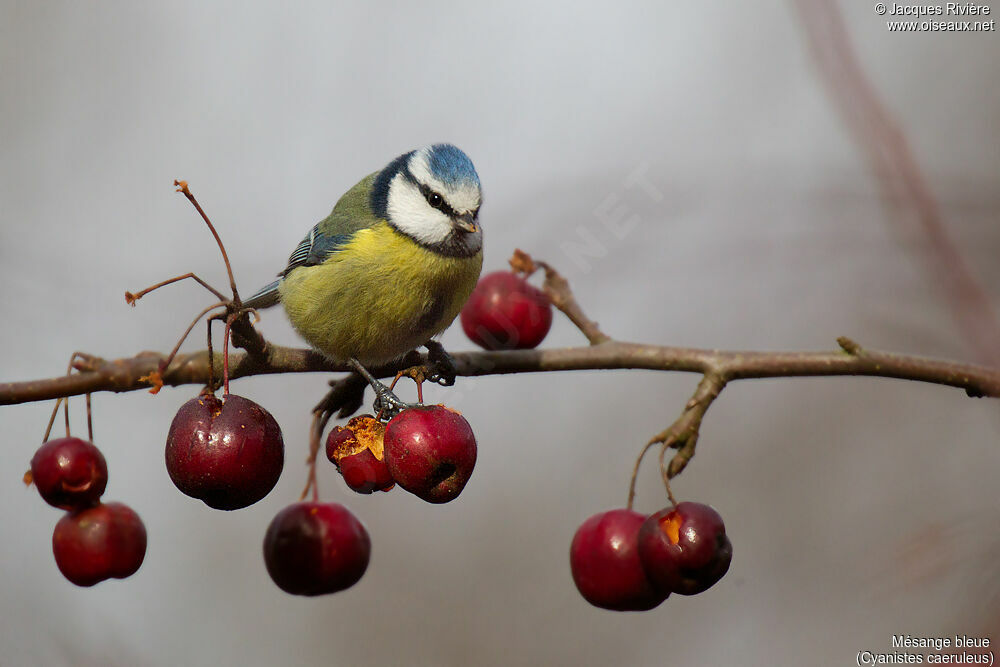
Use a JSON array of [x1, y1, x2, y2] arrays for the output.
[[245, 144, 483, 413]]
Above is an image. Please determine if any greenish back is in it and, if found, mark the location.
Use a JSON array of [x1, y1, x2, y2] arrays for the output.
[[317, 173, 383, 238]]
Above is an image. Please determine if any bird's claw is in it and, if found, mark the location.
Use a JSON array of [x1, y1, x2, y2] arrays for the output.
[[424, 341, 457, 387], [371, 385, 416, 421]]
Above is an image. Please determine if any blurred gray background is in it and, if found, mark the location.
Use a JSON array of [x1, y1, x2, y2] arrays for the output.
[[2, 2, 999, 666]]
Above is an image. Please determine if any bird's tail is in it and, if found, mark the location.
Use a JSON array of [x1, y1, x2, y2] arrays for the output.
[[243, 279, 281, 309]]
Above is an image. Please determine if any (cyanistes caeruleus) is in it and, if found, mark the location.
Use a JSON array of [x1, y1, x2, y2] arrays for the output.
[[245, 144, 483, 413]]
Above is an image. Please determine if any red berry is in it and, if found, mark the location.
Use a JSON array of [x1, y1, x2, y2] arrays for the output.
[[570, 509, 667, 611], [263, 502, 370, 596], [30, 437, 108, 510], [460, 271, 553, 350], [326, 415, 394, 494], [638, 502, 732, 595], [165, 393, 284, 510], [52, 502, 147, 587], [383, 405, 476, 504]]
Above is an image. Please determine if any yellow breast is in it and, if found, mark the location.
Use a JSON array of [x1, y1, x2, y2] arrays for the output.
[[278, 222, 483, 365]]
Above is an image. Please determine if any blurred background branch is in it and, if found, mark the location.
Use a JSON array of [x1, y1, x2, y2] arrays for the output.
[[795, 0, 1000, 367]]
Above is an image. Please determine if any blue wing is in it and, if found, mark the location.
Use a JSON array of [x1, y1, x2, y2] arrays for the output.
[[244, 224, 351, 309], [280, 224, 351, 277]]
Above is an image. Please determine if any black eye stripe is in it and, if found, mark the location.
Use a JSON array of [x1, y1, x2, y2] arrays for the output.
[[418, 183, 459, 218]]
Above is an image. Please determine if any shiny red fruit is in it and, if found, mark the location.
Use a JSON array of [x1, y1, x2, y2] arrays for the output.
[[52, 502, 147, 587], [30, 437, 108, 510], [570, 509, 667, 611], [263, 502, 370, 596], [383, 405, 476, 504], [165, 393, 284, 510], [638, 502, 732, 595], [326, 415, 394, 494], [460, 271, 553, 350]]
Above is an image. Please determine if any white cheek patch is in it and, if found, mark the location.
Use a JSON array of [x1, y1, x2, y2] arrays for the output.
[[386, 174, 453, 245]]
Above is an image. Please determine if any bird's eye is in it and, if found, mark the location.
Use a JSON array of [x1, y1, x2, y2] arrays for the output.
[[428, 192, 444, 209]]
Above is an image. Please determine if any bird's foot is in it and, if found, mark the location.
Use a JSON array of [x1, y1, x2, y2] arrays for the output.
[[371, 384, 417, 421], [424, 340, 457, 387], [347, 358, 419, 421]]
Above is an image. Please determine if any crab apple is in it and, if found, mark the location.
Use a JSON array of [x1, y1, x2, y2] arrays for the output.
[[383, 405, 476, 504], [52, 502, 147, 587], [569, 509, 667, 611], [165, 393, 284, 510], [326, 415, 394, 494], [638, 502, 732, 596], [30, 437, 108, 510], [263, 502, 370, 596], [460, 271, 553, 350]]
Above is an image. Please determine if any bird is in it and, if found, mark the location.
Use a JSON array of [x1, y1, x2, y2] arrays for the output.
[[244, 144, 483, 415]]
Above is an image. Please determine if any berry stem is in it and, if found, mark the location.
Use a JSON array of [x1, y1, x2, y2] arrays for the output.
[[206, 316, 216, 393], [657, 442, 678, 507], [222, 315, 233, 396], [42, 397, 65, 443], [62, 389, 71, 437], [85, 393, 93, 443], [157, 301, 228, 386], [299, 407, 334, 502], [173, 180, 241, 303], [626, 436, 669, 511]]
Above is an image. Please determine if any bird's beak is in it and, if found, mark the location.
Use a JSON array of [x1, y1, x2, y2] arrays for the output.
[[454, 212, 479, 234]]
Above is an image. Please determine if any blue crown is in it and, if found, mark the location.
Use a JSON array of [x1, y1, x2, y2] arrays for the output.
[[426, 143, 480, 188]]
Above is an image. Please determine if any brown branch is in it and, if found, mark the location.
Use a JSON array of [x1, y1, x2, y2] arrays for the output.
[[626, 373, 726, 509], [3, 337, 999, 406], [539, 261, 611, 345], [511, 248, 611, 345]]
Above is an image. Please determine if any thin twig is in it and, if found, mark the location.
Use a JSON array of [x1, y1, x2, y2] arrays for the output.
[[145, 301, 228, 394], [125, 272, 228, 305], [174, 180, 241, 302]]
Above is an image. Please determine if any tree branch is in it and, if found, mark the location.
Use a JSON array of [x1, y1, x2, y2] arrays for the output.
[[2, 338, 998, 406]]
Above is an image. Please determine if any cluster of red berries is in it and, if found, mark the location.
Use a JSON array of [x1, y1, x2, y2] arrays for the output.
[[159, 387, 478, 596], [29, 437, 147, 587], [570, 502, 732, 611], [152, 269, 545, 596], [264, 405, 478, 596], [32, 268, 734, 610]]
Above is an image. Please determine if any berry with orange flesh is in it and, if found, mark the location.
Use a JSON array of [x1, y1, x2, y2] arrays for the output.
[[638, 502, 732, 595], [326, 415, 394, 494]]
